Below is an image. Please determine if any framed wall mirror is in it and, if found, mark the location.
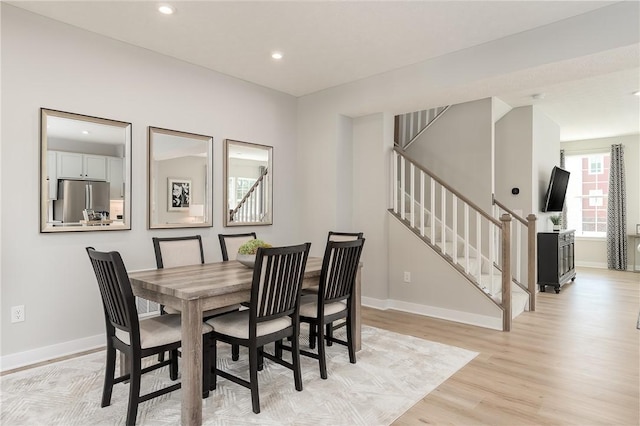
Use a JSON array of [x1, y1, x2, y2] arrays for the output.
[[40, 108, 131, 233], [223, 139, 272, 227], [148, 127, 213, 229]]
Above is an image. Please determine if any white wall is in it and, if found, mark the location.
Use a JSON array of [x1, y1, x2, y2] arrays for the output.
[[406, 98, 494, 211], [0, 5, 299, 363], [533, 109, 562, 224], [387, 216, 502, 329], [561, 134, 640, 269], [495, 106, 534, 214]]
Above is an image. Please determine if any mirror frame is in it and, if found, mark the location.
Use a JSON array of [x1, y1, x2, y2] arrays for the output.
[[223, 139, 273, 227], [40, 108, 132, 233], [148, 126, 214, 229]]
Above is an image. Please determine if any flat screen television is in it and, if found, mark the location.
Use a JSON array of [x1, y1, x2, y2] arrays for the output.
[[542, 166, 570, 212]]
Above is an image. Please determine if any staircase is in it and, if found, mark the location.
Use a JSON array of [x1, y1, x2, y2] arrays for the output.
[[391, 147, 536, 330], [229, 167, 269, 224]]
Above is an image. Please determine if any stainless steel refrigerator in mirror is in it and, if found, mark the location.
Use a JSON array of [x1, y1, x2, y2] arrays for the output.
[[54, 179, 110, 223]]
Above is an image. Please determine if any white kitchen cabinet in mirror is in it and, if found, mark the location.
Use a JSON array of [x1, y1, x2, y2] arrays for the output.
[[223, 139, 272, 227], [40, 108, 131, 233], [148, 127, 213, 229]]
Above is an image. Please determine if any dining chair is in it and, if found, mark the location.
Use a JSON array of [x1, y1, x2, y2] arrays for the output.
[[85, 247, 213, 426], [152, 235, 241, 361], [304, 231, 363, 348], [217, 232, 258, 361], [206, 242, 311, 414], [152, 235, 240, 316], [218, 232, 257, 261], [285, 238, 365, 379]]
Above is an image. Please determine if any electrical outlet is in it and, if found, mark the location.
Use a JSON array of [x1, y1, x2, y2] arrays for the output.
[[11, 305, 25, 323], [403, 271, 411, 283]]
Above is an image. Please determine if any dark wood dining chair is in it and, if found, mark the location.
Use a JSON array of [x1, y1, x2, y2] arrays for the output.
[[85, 247, 213, 426], [206, 243, 311, 414], [218, 232, 257, 261], [284, 238, 365, 379], [152, 235, 240, 360], [304, 231, 363, 348]]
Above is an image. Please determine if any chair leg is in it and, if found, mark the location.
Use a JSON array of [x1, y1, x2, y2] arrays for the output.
[[309, 324, 316, 349], [158, 351, 165, 362], [126, 354, 142, 426], [317, 322, 328, 380], [346, 315, 356, 364], [169, 349, 179, 380], [248, 343, 261, 414], [275, 339, 283, 359], [101, 345, 116, 407], [326, 323, 333, 346], [291, 329, 303, 391], [210, 339, 217, 391], [258, 346, 264, 371], [232, 344, 239, 361]]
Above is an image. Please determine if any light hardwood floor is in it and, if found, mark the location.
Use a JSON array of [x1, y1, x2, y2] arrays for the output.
[[363, 267, 639, 425]]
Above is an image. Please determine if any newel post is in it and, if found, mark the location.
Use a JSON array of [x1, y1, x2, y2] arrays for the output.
[[500, 213, 512, 331], [527, 214, 537, 311]]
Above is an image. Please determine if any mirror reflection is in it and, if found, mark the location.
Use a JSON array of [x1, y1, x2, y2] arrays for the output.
[[148, 127, 213, 229], [40, 108, 131, 233], [224, 139, 272, 227]]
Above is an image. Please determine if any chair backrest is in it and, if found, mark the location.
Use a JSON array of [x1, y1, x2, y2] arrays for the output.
[[318, 238, 365, 305], [152, 235, 204, 269], [250, 243, 311, 326], [327, 231, 363, 242], [218, 232, 257, 261], [86, 247, 140, 343]]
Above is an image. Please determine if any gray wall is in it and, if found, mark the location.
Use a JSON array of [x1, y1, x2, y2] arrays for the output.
[[1, 5, 299, 362], [406, 98, 494, 211]]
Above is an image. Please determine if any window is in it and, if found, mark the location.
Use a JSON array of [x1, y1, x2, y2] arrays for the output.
[[564, 152, 610, 237], [588, 155, 603, 175], [227, 177, 257, 209]]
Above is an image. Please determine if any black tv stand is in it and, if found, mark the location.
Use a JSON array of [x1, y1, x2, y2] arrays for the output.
[[537, 230, 576, 293]]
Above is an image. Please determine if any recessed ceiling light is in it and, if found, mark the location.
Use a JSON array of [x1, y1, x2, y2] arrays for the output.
[[158, 5, 175, 15], [633, 90, 640, 96], [271, 52, 283, 60], [82, 130, 90, 135]]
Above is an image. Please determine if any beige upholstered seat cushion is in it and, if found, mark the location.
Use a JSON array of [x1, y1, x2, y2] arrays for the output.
[[157, 239, 202, 268], [163, 304, 241, 317], [206, 310, 291, 339], [115, 314, 213, 349], [299, 295, 347, 318]]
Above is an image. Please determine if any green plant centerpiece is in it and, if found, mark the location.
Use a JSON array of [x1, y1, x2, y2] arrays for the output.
[[549, 215, 562, 231], [236, 239, 272, 268]]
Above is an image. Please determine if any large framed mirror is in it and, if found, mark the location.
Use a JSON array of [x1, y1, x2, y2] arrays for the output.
[[40, 108, 131, 233], [148, 127, 213, 229], [223, 139, 272, 227]]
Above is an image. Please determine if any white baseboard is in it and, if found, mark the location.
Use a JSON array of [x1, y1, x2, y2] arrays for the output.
[[575, 261, 607, 269], [362, 297, 502, 330], [1, 334, 104, 372]]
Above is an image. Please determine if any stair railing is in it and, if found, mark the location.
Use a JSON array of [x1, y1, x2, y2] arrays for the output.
[[229, 168, 268, 223], [492, 196, 537, 311], [392, 147, 513, 331], [394, 106, 450, 150]]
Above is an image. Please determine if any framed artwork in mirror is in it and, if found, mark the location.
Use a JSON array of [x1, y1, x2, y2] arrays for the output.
[[148, 127, 213, 229], [40, 108, 131, 233], [168, 178, 191, 211], [223, 139, 273, 227]]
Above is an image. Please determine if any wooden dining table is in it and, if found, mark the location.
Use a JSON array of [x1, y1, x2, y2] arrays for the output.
[[128, 257, 362, 426]]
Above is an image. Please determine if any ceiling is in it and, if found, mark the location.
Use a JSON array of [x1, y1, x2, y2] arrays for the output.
[[10, 1, 639, 142]]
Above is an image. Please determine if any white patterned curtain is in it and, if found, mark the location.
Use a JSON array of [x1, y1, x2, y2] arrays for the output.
[[607, 144, 627, 270], [560, 150, 567, 230]]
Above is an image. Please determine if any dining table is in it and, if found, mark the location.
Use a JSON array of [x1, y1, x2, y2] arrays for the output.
[[128, 257, 362, 426]]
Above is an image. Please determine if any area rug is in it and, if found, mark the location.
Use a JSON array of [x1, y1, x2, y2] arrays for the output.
[[0, 326, 477, 425]]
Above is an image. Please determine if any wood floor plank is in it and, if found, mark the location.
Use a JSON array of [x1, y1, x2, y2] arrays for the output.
[[363, 267, 640, 425]]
